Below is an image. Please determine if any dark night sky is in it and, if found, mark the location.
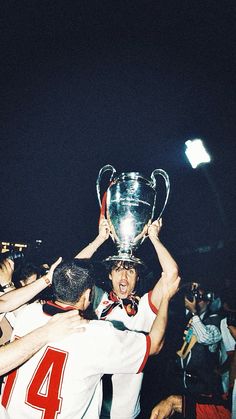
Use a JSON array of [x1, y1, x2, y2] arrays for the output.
[[1, 1, 235, 284]]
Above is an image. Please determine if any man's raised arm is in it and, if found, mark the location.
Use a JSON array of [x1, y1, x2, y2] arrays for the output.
[[74, 217, 110, 259], [147, 219, 179, 310], [149, 275, 180, 355]]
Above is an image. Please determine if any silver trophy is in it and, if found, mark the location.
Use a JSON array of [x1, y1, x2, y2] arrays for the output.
[[96, 164, 170, 263]]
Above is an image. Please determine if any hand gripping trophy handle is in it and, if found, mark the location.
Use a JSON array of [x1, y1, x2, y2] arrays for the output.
[[150, 169, 170, 220], [96, 164, 117, 208]]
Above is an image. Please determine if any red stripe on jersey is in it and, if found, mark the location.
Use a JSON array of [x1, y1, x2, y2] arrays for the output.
[[148, 291, 158, 315], [137, 335, 151, 373]]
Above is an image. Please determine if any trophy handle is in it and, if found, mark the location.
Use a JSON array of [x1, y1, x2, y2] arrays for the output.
[[96, 164, 117, 208], [150, 169, 170, 219]]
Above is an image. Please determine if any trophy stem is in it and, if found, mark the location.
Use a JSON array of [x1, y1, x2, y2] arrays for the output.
[[104, 247, 144, 265]]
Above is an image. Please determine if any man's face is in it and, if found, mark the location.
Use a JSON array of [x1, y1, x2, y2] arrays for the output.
[[109, 262, 138, 299]]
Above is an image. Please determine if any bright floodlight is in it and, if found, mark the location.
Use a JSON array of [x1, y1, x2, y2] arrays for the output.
[[185, 139, 211, 169]]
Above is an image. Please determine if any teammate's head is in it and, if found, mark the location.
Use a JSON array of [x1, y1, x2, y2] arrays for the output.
[[52, 259, 95, 308], [108, 260, 139, 299]]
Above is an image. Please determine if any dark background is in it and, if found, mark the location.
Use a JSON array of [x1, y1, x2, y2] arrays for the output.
[[1, 1, 235, 291]]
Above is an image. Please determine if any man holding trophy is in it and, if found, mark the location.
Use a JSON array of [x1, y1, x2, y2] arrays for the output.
[[75, 165, 180, 419]]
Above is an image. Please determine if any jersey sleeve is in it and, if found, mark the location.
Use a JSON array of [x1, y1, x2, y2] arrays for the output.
[[130, 292, 157, 333], [191, 315, 221, 345]]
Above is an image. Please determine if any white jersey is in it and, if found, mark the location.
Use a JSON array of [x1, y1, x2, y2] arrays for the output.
[[0, 403, 7, 418], [96, 290, 157, 332], [220, 317, 235, 394], [1, 301, 150, 419], [96, 290, 157, 419]]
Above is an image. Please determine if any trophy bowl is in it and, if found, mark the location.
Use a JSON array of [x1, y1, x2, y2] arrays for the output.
[[96, 165, 170, 264]]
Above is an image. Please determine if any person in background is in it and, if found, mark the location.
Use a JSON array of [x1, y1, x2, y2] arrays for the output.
[[0, 258, 56, 314], [163, 282, 230, 418], [149, 392, 230, 419], [18, 262, 42, 287], [219, 291, 236, 416], [76, 217, 179, 419]]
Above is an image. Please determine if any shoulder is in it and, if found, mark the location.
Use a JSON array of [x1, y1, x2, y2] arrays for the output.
[[12, 302, 45, 337], [15, 301, 42, 319], [139, 291, 158, 314], [86, 319, 120, 337]]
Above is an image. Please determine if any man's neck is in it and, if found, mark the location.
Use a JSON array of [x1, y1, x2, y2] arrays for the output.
[[55, 300, 81, 310]]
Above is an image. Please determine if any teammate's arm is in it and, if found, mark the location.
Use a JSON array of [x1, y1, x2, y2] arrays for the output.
[[0, 258, 61, 313], [149, 276, 180, 355], [0, 310, 87, 376], [147, 219, 179, 310]]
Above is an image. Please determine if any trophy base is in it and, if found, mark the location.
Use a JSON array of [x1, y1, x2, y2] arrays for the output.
[[103, 254, 144, 266]]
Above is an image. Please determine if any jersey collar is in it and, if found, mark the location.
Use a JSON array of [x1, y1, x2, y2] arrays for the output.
[[43, 301, 78, 317]]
